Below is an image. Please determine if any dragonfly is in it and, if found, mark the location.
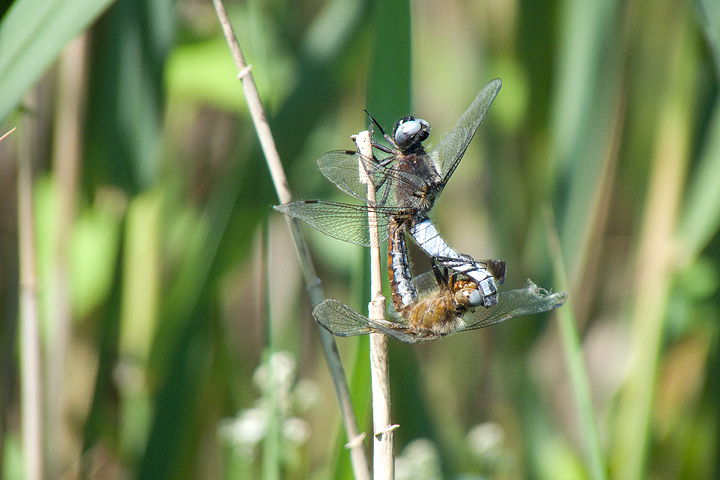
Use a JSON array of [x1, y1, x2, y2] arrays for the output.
[[386, 216, 505, 313], [276, 79, 503, 306], [313, 259, 567, 344], [314, 220, 564, 343]]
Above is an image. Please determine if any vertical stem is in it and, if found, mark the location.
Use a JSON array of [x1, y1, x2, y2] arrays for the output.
[[369, 332, 392, 478], [356, 131, 394, 479], [211, 0, 289, 205], [211, 2, 370, 478], [260, 224, 281, 480], [17, 116, 44, 480], [47, 33, 88, 476]]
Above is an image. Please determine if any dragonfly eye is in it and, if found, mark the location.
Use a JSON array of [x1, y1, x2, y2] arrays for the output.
[[456, 286, 483, 308], [393, 117, 430, 149], [466, 288, 483, 307]]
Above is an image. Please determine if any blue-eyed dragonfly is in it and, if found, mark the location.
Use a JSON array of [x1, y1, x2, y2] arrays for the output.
[[276, 79, 503, 306]]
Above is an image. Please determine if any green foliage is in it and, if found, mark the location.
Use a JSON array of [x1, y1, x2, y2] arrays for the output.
[[1, 0, 720, 478], [0, 0, 116, 124]]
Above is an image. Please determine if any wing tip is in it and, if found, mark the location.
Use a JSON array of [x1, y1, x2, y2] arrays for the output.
[[313, 298, 375, 337], [522, 279, 568, 308]]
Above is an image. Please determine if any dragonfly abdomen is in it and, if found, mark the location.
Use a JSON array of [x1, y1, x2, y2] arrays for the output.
[[410, 217, 500, 307], [387, 219, 417, 311]]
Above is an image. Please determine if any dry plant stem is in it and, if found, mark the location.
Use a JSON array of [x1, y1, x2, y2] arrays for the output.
[[17, 118, 43, 480], [47, 34, 88, 475], [356, 131, 394, 479], [212, 0, 289, 204], [211, 1, 370, 478], [0, 127, 16, 142]]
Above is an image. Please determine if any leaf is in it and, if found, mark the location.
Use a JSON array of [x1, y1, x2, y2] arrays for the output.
[[695, 0, 720, 78], [0, 0, 115, 123]]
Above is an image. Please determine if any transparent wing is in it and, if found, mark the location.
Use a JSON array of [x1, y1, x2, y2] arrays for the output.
[[313, 299, 375, 336], [318, 150, 430, 210], [428, 78, 502, 184], [459, 280, 567, 331], [314, 299, 423, 343], [316, 283, 565, 343], [414, 270, 443, 295], [274, 200, 397, 247]]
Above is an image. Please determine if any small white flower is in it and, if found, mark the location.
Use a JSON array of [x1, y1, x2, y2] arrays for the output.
[[219, 407, 268, 455], [293, 379, 319, 411], [467, 422, 504, 459], [254, 351, 296, 394], [395, 438, 442, 480], [283, 417, 310, 445]]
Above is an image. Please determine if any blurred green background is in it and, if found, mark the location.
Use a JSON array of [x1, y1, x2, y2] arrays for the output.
[[1, 0, 719, 478]]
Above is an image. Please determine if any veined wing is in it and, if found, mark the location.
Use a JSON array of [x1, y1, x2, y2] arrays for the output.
[[314, 299, 421, 343], [413, 270, 445, 295], [317, 150, 430, 209], [274, 200, 403, 247], [313, 299, 374, 336], [459, 280, 567, 331], [428, 78, 502, 186]]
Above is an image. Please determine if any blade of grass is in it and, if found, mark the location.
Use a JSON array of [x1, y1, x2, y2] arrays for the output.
[[0, 0, 115, 124], [694, 0, 720, 78], [84, 0, 171, 192], [550, 0, 622, 276], [331, 335, 371, 480], [676, 98, 720, 260], [366, 0, 411, 129], [363, 0, 410, 475], [611, 33, 693, 479], [260, 223, 281, 480], [545, 206, 607, 480]]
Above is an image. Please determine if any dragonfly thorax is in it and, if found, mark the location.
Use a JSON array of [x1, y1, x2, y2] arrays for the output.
[[402, 291, 462, 336], [392, 154, 443, 211], [393, 116, 430, 152]]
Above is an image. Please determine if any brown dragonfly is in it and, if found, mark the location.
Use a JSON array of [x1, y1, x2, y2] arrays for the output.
[[314, 219, 566, 343], [313, 261, 567, 343]]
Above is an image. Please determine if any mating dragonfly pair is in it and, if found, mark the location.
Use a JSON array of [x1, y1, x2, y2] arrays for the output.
[[276, 79, 566, 343]]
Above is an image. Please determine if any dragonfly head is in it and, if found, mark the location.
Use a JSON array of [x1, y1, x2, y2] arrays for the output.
[[393, 116, 430, 152], [454, 275, 499, 309], [454, 283, 484, 309]]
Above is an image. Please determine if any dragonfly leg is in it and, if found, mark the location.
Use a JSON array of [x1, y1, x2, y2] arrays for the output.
[[364, 109, 398, 152], [364, 109, 387, 136], [429, 257, 451, 289]]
